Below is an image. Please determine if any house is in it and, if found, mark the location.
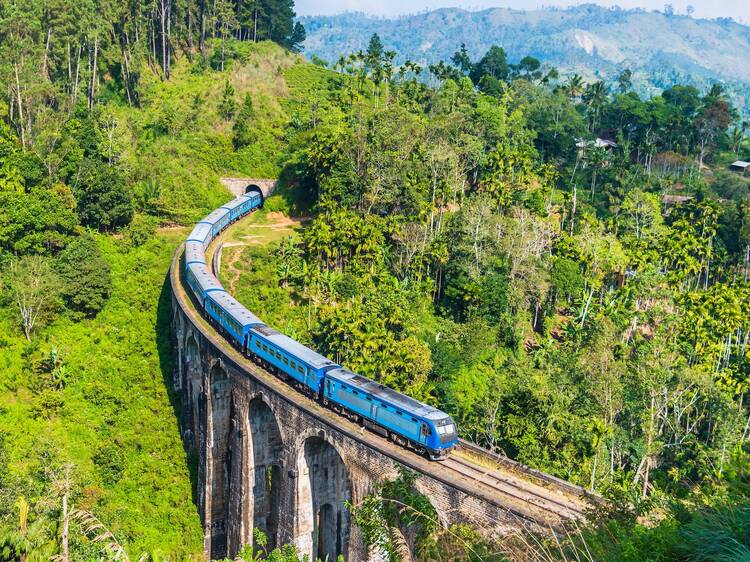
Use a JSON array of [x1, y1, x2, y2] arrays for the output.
[[575, 138, 618, 150], [730, 160, 750, 175], [662, 194, 694, 206]]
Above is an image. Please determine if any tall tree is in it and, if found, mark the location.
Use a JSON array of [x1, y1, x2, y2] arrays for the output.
[[2, 255, 61, 341]]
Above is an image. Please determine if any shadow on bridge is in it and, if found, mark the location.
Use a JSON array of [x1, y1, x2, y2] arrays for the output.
[[156, 273, 201, 511]]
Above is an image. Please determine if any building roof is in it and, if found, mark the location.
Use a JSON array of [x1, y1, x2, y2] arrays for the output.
[[662, 194, 694, 205], [576, 138, 618, 149], [730, 160, 750, 169]]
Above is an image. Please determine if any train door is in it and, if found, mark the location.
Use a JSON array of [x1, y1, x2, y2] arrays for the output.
[[419, 422, 430, 444], [369, 398, 378, 420]]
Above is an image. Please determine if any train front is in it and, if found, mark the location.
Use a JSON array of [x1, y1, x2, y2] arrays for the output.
[[428, 415, 458, 460]]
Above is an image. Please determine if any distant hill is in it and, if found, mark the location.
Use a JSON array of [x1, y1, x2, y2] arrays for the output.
[[300, 4, 750, 107]]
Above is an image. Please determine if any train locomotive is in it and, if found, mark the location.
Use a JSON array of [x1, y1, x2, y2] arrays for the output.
[[183, 192, 458, 460]]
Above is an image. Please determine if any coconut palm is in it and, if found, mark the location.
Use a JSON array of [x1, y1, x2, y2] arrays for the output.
[[565, 73, 585, 100]]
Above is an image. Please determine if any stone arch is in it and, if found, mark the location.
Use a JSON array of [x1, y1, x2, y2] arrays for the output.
[[245, 184, 264, 205], [293, 433, 351, 561], [206, 360, 233, 559], [184, 334, 201, 452], [246, 396, 284, 550]]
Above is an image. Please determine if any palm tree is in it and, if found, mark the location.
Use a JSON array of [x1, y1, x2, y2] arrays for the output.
[[565, 73, 585, 100], [0, 497, 55, 562], [729, 126, 748, 156], [583, 80, 608, 132]]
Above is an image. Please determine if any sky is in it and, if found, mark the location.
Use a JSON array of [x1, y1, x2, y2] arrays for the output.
[[295, 0, 749, 23]]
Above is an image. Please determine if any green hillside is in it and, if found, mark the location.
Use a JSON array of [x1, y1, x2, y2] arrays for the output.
[[0, 40, 334, 559], [301, 5, 750, 108]]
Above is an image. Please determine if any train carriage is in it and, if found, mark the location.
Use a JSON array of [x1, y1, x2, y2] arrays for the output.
[[187, 222, 213, 249], [249, 325, 339, 394], [185, 262, 224, 307], [184, 241, 206, 265], [323, 368, 458, 459], [221, 195, 259, 222], [205, 291, 265, 347], [202, 208, 231, 238]]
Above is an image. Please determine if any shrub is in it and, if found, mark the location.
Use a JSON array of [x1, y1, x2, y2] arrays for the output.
[[124, 214, 159, 247], [75, 159, 133, 231], [57, 236, 112, 316]]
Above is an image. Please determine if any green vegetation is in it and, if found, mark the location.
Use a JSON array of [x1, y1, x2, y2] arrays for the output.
[[221, 37, 750, 560], [1, 0, 750, 556], [0, 231, 203, 558], [0, 0, 321, 555]]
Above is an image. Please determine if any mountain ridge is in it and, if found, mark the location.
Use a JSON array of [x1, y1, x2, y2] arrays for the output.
[[300, 4, 750, 105]]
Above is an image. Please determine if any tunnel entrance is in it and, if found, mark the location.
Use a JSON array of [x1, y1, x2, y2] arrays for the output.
[[247, 397, 284, 550], [295, 436, 351, 560], [245, 184, 264, 205]]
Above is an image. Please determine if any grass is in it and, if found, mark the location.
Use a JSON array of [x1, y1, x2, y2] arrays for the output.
[[0, 231, 203, 559], [213, 209, 311, 342]]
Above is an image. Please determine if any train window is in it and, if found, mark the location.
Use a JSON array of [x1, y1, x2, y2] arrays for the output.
[[290, 360, 295, 369], [297, 366, 304, 374], [262, 344, 268, 352], [275, 351, 281, 359], [282, 356, 289, 365], [255, 340, 260, 348], [352, 390, 358, 395], [366, 396, 372, 401], [411, 418, 418, 423], [396, 411, 402, 416]]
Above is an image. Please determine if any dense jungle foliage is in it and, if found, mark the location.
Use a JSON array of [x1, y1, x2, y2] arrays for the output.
[[222, 36, 750, 560], [0, 0, 749, 556]]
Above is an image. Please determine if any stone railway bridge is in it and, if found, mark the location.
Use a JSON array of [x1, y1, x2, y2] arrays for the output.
[[171, 179, 594, 561]]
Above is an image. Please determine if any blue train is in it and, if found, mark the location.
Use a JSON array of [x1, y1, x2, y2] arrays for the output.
[[183, 192, 458, 460]]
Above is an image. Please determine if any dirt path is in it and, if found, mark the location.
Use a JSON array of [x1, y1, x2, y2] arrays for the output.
[[216, 211, 308, 291], [222, 246, 247, 294]]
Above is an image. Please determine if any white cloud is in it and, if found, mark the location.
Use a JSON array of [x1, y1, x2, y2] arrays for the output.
[[295, 0, 749, 23]]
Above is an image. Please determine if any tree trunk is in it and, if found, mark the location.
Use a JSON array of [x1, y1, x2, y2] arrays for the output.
[[88, 36, 98, 110], [42, 28, 52, 78], [643, 393, 656, 498], [61, 492, 70, 562], [569, 185, 577, 235], [14, 63, 26, 147]]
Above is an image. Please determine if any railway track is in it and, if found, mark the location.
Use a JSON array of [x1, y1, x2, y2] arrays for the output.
[[445, 452, 588, 523]]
